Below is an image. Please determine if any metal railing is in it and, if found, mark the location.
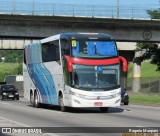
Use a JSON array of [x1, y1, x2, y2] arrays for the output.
[[127, 77, 160, 93], [0, 0, 157, 19]]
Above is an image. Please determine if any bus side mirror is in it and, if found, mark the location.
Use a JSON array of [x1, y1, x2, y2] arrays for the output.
[[119, 56, 127, 72]]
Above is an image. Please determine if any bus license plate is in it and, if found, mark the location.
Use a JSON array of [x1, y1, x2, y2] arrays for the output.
[[94, 102, 103, 106]]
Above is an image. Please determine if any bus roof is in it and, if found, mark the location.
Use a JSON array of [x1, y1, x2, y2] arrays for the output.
[[59, 32, 114, 40], [40, 32, 114, 44]]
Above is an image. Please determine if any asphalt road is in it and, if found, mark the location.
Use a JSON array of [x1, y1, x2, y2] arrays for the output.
[[0, 98, 160, 136]]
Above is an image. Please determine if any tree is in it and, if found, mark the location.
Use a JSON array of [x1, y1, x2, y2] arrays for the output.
[[135, 8, 160, 71], [136, 42, 160, 70], [147, 8, 160, 19], [0, 50, 23, 63], [132, 9, 160, 92], [146, 8, 160, 70]]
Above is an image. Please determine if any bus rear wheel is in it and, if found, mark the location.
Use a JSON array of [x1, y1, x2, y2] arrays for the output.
[[0, 95, 3, 101], [99, 107, 109, 113], [59, 95, 66, 112]]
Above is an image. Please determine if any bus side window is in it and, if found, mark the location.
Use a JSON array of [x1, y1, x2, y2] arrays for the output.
[[42, 43, 49, 62], [47, 43, 55, 61], [61, 39, 70, 56], [41, 40, 60, 62], [50, 40, 60, 62], [63, 58, 70, 85], [55, 44, 60, 61]]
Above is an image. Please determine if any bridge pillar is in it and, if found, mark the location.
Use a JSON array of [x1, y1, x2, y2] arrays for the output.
[[132, 50, 143, 93]]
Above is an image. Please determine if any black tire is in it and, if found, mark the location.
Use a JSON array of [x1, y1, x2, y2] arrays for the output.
[[30, 92, 35, 107], [17, 97, 19, 100], [124, 102, 129, 105], [99, 107, 109, 113], [34, 91, 41, 108], [59, 95, 67, 112], [0, 95, 3, 101]]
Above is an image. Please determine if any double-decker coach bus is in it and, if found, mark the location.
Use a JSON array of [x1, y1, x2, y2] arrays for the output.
[[23, 33, 127, 112]]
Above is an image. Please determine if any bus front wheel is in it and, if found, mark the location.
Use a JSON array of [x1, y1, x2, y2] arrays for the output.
[[34, 91, 41, 108], [30, 91, 35, 107], [59, 95, 66, 112]]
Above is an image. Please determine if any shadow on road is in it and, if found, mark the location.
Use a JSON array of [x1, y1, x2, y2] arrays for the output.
[[65, 107, 124, 114], [27, 104, 124, 114]]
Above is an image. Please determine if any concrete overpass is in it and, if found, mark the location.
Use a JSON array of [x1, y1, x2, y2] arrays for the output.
[[0, 38, 32, 49], [0, 14, 160, 43]]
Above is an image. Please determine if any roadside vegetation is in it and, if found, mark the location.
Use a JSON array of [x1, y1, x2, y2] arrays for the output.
[[127, 62, 160, 105], [129, 92, 160, 106], [0, 50, 23, 63], [127, 8, 160, 106], [0, 50, 23, 81], [0, 63, 22, 82]]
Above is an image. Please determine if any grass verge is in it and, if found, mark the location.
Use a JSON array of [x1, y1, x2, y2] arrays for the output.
[[0, 63, 18, 73], [129, 92, 160, 106], [128, 62, 160, 78], [0, 63, 20, 81]]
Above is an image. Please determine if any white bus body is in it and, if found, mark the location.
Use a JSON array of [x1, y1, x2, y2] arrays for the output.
[[23, 33, 127, 112]]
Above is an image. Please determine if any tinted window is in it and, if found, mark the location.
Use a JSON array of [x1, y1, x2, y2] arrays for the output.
[[72, 40, 118, 58], [1, 85, 16, 91], [42, 40, 60, 62], [61, 39, 70, 56], [72, 64, 120, 90]]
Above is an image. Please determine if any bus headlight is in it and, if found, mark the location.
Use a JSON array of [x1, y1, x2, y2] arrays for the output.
[[112, 92, 121, 98], [69, 90, 86, 98], [76, 93, 86, 98], [3, 93, 7, 95]]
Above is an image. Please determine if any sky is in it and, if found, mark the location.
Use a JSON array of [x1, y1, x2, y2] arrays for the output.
[[2, 0, 160, 19], [15, 0, 160, 7]]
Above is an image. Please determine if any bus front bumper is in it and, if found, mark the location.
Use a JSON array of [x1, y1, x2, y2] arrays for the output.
[[69, 95, 121, 108]]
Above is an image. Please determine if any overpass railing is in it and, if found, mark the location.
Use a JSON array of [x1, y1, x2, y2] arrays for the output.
[[0, 0, 155, 19]]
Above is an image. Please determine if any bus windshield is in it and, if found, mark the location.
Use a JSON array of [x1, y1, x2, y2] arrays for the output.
[[71, 40, 117, 58], [72, 64, 120, 91]]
